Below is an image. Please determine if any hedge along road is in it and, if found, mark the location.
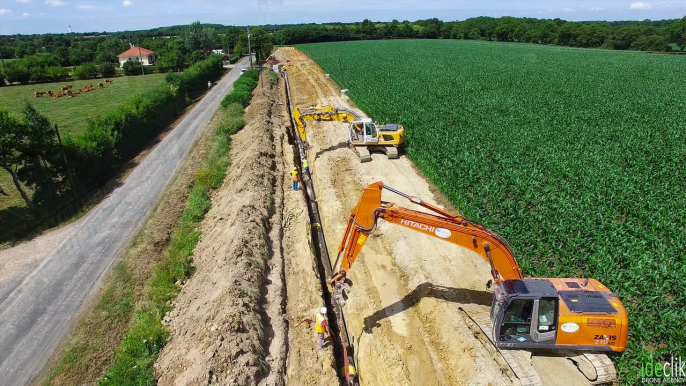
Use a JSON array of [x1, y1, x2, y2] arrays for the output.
[[0, 57, 250, 386]]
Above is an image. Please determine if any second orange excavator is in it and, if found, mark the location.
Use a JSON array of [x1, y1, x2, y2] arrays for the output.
[[328, 182, 626, 384]]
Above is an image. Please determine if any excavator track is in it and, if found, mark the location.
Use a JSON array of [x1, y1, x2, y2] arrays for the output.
[[353, 146, 372, 163], [563, 352, 618, 385], [459, 304, 542, 386], [458, 304, 617, 386], [351, 145, 399, 162], [383, 146, 399, 159]]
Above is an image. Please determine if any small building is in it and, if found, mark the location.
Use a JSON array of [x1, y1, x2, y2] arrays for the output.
[[117, 46, 156, 67], [212, 49, 224, 55]]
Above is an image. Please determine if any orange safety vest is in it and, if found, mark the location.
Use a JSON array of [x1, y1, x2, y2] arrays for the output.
[[291, 170, 299, 182], [315, 313, 327, 333]]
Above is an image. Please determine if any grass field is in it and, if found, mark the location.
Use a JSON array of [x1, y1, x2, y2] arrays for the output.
[[299, 39, 686, 383], [0, 73, 167, 137], [0, 73, 167, 215]]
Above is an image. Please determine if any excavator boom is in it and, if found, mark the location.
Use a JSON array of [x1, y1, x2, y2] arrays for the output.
[[334, 181, 523, 282]]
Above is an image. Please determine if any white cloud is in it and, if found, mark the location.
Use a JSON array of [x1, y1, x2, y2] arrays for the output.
[[76, 4, 96, 9], [45, 0, 66, 6], [562, 7, 575, 12], [16, 0, 32, 3], [0, 8, 11, 15], [589, 6, 607, 11], [23, 12, 30, 16], [630, 2, 652, 9], [122, 0, 133, 6]]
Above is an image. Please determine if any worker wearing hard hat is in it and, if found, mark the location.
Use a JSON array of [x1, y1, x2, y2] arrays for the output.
[[290, 167, 299, 190], [316, 307, 328, 349], [302, 157, 309, 175]]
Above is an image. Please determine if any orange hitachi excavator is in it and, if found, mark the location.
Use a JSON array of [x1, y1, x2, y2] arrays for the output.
[[329, 182, 628, 357]]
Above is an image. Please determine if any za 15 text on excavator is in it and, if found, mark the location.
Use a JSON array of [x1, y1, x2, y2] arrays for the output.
[[328, 182, 627, 384], [293, 106, 404, 162]]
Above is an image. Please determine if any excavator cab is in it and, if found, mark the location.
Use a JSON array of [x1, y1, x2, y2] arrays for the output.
[[349, 118, 379, 144], [492, 279, 561, 348]]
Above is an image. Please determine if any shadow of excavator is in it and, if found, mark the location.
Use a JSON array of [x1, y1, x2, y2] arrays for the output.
[[362, 282, 492, 334], [313, 140, 349, 161]]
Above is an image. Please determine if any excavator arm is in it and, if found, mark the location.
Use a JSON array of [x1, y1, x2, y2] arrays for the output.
[[293, 106, 361, 142], [330, 182, 523, 289]]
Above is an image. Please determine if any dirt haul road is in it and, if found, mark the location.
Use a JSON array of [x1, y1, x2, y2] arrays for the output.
[[275, 47, 596, 386]]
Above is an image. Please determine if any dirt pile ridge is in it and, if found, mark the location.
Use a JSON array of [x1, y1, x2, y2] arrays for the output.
[[156, 76, 278, 385], [274, 46, 595, 386], [155, 72, 338, 386]]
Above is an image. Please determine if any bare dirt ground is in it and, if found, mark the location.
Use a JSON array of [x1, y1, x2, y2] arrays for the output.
[[154, 73, 338, 386], [274, 47, 595, 386]]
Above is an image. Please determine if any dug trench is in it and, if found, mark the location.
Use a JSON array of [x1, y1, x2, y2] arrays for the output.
[[273, 47, 600, 386], [154, 71, 338, 385]]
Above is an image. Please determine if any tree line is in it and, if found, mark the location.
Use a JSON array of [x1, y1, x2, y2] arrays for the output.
[[273, 16, 686, 52]]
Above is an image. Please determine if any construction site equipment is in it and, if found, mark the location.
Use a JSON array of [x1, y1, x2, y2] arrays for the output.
[[293, 106, 405, 162], [329, 182, 626, 384]]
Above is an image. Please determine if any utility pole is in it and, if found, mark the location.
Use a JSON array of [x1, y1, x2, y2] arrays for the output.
[[247, 25, 253, 70], [137, 45, 145, 75], [54, 124, 77, 198]]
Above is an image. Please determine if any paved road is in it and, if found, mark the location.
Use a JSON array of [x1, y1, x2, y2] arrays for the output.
[[0, 58, 250, 386]]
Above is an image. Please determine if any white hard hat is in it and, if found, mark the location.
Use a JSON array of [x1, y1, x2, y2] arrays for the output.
[[320, 307, 327, 315]]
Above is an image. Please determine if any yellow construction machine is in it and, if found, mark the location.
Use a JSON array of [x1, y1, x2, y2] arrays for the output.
[[293, 106, 405, 162]]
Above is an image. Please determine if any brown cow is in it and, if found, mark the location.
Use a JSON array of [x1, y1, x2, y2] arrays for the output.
[[51, 92, 63, 98], [34, 91, 46, 98], [86, 84, 93, 89], [98, 83, 104, 88], [105, 79, 114, 84]]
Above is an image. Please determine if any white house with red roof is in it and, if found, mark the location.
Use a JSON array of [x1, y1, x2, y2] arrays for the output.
[[117, 46, 156, 67]]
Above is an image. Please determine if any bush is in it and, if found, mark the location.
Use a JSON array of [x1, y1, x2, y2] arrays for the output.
[[221, 70, 259, 107], [5, 62, 31, 84], [122, 60, 142, 76], [46, 66, 70, 82], [30, 66, 50, 83], [73, 63, 98, 79], [99, 62, 116, 78]]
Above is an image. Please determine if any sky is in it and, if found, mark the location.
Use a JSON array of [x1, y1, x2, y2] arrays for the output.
[[0, 0, 685, 35]]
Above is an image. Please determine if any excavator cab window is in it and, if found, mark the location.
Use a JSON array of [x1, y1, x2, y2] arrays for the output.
[[499, 299, 533, 339], [537, 298, 557, 332], [365, 123, 378, 139]]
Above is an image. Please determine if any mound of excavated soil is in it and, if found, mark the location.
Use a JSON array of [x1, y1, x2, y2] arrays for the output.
[[155, 73, 338, 386]]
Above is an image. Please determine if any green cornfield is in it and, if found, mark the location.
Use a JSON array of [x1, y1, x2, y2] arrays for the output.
[[298, 39, 685, 383]]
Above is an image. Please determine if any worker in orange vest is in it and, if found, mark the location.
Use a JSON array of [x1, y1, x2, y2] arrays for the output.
[[290, 167, 300, 190], [316, 307, 328, 349]]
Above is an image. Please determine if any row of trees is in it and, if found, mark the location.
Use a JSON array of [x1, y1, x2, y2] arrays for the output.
[[272, 16, 686, 51]]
